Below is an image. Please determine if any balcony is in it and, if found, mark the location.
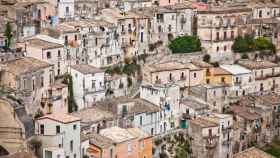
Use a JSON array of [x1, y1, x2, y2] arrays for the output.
[[155, 79, 161, 84], [205, 137, 218, 149]]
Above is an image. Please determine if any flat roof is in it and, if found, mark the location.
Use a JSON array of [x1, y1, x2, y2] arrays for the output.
[[100, 126, 136, 143], [220, 64, 251, 75]]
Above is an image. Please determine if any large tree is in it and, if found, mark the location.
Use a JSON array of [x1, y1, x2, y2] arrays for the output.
[[255, 37, 276, 53], [232, 35, 255, 53], [4, 22, 13, 48], [168, 35, 202, 54]]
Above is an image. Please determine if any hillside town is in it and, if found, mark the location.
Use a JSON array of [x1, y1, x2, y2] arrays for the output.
[[1, 0, 280, 158]]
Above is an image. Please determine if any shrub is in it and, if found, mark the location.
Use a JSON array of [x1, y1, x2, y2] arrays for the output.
[[168, 36, 202, 53], [203, 54, 211, 63]]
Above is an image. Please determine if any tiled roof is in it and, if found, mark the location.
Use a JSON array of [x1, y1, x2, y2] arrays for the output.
[[71, 64, 104, 74], [238, 60, 279, 70], [1, 151, 36, 158], [5, 57, 52, 75], [231, 105, 261, 121], [100, 126, 136, 143], [37, 113, 81, 124], [233, 147, 275, 158], [189, 118, 218, 128]]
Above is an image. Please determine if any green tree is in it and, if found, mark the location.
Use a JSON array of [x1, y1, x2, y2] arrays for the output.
[[63, 74, 77, 113], [232, 35, 255, 53], [4, 22, 12, 48], [168, 36, 202, 53], [255, 37, 276, 53]]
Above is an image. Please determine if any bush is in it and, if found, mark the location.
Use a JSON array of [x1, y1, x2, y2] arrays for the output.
[[203, 54, 211, 63], [168, 36, 202, 53], [241, 53, 249, 59], [232, 35, 276, 54], [255, 37, 276, 53], [232, 35, 255, 53]]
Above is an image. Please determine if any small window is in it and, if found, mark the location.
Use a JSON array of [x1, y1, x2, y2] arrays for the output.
[[73, 124, 77, 130], [47, 52, 51, 59], [56, 126, 60, 134], [70, 140, 73, 152], [193, 73, 197, 78], [40, 124, 44, 135]]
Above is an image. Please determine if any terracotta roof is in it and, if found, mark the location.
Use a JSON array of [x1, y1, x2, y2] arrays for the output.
[[5, 57, 52, 75], [238, 60, 279, 69], [37, 113, 80, 124], [2, 151, 36, 158], [89, 133, 114, 148], [71, 107, 114, 124], [231, 105, 261, 121], [189, 118, 218, 128], [256, 93, 280, 106], [71, 64, 104, 74], [211, 67, 231, 75], [146, 61, 196, 72], [233, 147, 275, 158], [95, 97, 162, 117], [27, 38, 63, 50], [191, 60, 213, 68]]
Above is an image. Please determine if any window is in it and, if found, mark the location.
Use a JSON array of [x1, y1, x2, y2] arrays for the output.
[[41, 76, 44, 87], [32, 79, 35, 90], [140, 116, 143, 126], [47, 52, 51, 59], [70, 140, 73, 152], [193, 73, 197, 78], [216, 32, 220, 40], [74, 35, 78, 41], [56, 125, 60, 134], [224, 31, 227, 40], [259, 10, 262, 18], [74, 154, 76, 158], [66, 6, 69, 14], [110, 148, 113, 158], [221, 77, 225, 83], [231, 31, 234, 39], [224, 45, 227, 51], [40, 124, 44, 135], [92, 80, 95, 89], [140, 32, 144, 43], [213, 90, 216, 96], [73, 124, 77, 130], [128, 142, 132, 153], [216, 46, 219, 52], [168, 25, 172, 32], [58, 50, 61, 57]]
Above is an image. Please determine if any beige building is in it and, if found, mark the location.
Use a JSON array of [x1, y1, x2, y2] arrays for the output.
[[197, 5, 251, 61], [25, 35, 66, 77], [189, 117, 220, 158], [238, 60, 280, 94], [0, 57, 54, 115], [142, 61, 204, 89]]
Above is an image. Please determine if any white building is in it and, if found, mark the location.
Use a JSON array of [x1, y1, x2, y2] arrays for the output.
[[57, 0, 75, 19], [70, 64, 106, 110], [25, 34, 67, 77], [35, 113, 81, 158], [140, 83, 180, 132], [205, 113, 234, 158], [220, 64, 254, 99], [95, 97, 162, 136]]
